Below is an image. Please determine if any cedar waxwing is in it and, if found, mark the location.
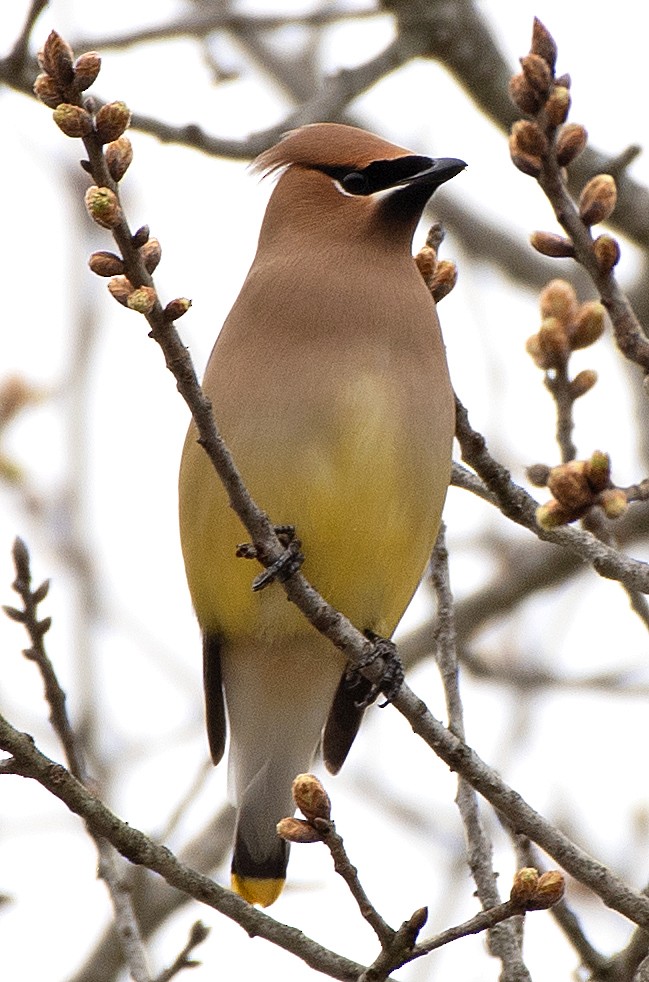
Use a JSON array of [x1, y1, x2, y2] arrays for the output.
[[179, 123, 464, 906]]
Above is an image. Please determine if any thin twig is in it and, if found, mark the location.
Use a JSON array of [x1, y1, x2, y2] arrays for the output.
[[431, 528, 530, 981]]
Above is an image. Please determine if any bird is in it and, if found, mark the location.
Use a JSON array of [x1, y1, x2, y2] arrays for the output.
[[178, 122, 464, 906]]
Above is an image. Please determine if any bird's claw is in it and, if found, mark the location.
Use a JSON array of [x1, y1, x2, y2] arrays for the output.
[[243, 526, 304, 592], [347, 632, 404, 709]]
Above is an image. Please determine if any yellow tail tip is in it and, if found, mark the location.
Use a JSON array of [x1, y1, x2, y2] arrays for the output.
[[231, 872, 285, 907]]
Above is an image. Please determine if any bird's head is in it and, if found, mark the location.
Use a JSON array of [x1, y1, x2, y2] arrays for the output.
[[252, 123, 465, 248]]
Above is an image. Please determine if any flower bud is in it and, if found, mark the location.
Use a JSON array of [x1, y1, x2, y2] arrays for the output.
[[547, 460, 592, 510], [164, 298, 192, 321], [593, 234, 620, 273], [33, 73, 64, 109], [276, 817, 322, 844], [530, 871, 565, 909], [292, 773, 331, 822], [508, 73, 542, 115], [140, 238, 162, 273], [95, 101, 131, 144], [545, 86, 571, 127], [531, 18, 558, 72], [510, 868, 539, 905], [571, 302, 605, 349], [88, 251, 124, 277], [73, 51, 101, 91], [127, 286, 157, 314], [511, 119, 548, 157], [600, 488, 628, 519], [556, 123, 588, 167], [84, 186, 122, 229], [430, 260, 458, 303], [39, 31, 74, 86], [53, 103, 93, 138], [540, 279, 578, 324], [520, 54, 552, 96], [569, 369, 598, 399], [536, 499, 573, 529], [584, 450, 611, 492], [107, 276, 133, 306], [530, 231, 575, 259], [105, 136, 133, 182], [579, 174, 617, 226]]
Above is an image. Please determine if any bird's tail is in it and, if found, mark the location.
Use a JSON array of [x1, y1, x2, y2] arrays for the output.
[[222, 636, 345, 906]]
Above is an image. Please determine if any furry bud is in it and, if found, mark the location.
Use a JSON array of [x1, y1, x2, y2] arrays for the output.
[[530, 231, 575, 259], [95, 101, 131, 144], [545, 86, 571, 126], [593, 235, 621, 273], [33, 73, 64, 109], [511, 868, 539, 905], [84, 186, 122, 229], [53, 103, 93, 138], [509, 73, 542, 115], [276, 817, 322, 844], [127, 286, 157, 314], [571, 302, 605, 349], [556, 124, 588, 166], [292, 773, 331, 822], [579, 175, 617, 226], [88, 251, 124, 277], [73, 52, 101, 91], [105, 136, 133, 182], [531, 18, 558, 72]]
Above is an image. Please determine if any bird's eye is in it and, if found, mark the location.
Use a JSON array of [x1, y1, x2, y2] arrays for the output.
[[341, 171, 369, 195]]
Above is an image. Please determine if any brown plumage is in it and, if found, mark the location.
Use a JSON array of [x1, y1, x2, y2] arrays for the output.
[[179, 123, 464, 905]]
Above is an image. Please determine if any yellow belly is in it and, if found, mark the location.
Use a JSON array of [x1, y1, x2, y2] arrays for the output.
[[179, 369, 449, 643]]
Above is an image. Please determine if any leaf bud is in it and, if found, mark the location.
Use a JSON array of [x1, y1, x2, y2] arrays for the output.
[[571, 302, 605, 349], [556, 123, 588, 167], [529, 871, 565, 909], [292, 773, 331, 822], [569, 369, 598, 399], [579, 174, 617, 226], [164, 298, 192, 321], [531, 18, 558, 72], [132, 225, 150, 248], [511, 119, 548, 157], [107, 276, 134, 307], [584, 450, 611, 492], [73, 51, 101, 91], [140, 238, 162, 273], [95, 101, 131, 144], [510, 868, 539, 905], [415, 244, 437, 286], [530, 232, 575, 259], [88, 251, 124, 277], [539, 279, 578, 324], [33, 73, 64, 109], [430, 260, 458, 303], [547, 460, 592, 510], [105, 136, 133, 182], [276, 817, 322, 844], [526, 463, 551, 487], [530, 231, 575, 259], [600, 488, 628, 520], [39, 31, 74, 86], [53, 103, 94, 138], [520, 54, 552, 96], [508, 73, 542, 115], [127, 286, 157, 314], [84, 186, 122, 229], [545, 86, 571, 127], [593, 234, 621, 273], [509, 143, 543, 178], [536, 499, 573, 530]]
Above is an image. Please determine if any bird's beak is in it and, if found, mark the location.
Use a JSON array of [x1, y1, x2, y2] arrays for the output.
[[394, 157, 467, 190]]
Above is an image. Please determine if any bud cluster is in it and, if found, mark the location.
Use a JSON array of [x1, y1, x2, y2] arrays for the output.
[[33, 31, 134, 185], [530, 450, 628, 529], [415, 223, 458, 304], [526, 279, 605, 374], [508, 20, 582, 178], [510, 868, 565, 910], [276, 773, 332, 846]]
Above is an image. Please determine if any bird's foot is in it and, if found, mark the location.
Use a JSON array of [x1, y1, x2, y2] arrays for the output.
[[235, 525, 304, 592], [346, 631, 404, 709]]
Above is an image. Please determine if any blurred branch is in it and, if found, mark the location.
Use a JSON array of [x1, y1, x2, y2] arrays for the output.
[[431, 527, 530, 980]]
